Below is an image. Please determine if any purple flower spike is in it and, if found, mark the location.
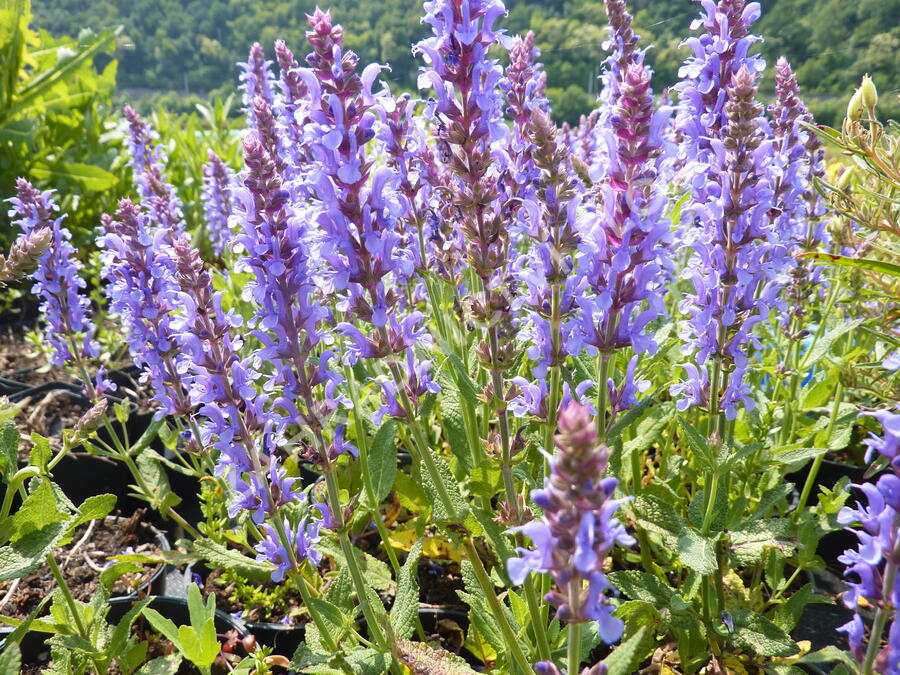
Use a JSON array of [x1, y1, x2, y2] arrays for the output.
[[9, 179, 100, 379], [123, 106, 185, 235], [838, 408, 900, 671], [672, 1, 779, 421], [507, 402, 633, 641], [100, 200, 191, 417], [202, 150, 237, 256], [240, 42, 276, 131]]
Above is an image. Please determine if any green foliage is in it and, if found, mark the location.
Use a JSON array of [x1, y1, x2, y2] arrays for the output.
[[0, 0, 124, 249], [30, 0, 900, 124], [142, 584, 220, 675]]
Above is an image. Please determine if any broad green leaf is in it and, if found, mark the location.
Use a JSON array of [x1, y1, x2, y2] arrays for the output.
[[624, 402, 675, 453], [64, 493, 116, 539], [395, 637, 479, 673], [721, 609, 799, 658], [799, 318, 865, 368], [191, 539, 275, 583], [677, 415, 716, 473], [1, 478, 70, 545], [608, 571, 690, 612], [729, 519, 795, 566], [108, 597, 153, 659], [390, 539, 422, 639], [0, 642, 21, 674], [769, 447, 828, 465], [634, 494, 687, 537], [369, 420, 397, 505], [677, 528, 718, 575], [30, 160, 118, 191], [136, 655, 183, 674], [29, 433, 51, 471], [602, 625, 652, 675], [442, 352, 479, 407], [142, 608, 182, 649]]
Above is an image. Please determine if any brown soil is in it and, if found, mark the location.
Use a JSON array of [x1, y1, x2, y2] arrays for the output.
[[0, 512, 164, 621], [201, 568, 305, 625]]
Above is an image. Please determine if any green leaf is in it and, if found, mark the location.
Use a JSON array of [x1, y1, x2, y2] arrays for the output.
[[369, 420, 397, 505], [607, 398, 652, 446], [395, 637, 480, 673], [307, 597, 351, 643], [390, 539, 421, 639], [1, 478, 71, 544], [721, 609, 799, 658], [602, 625, 652, 675], [419, 446, 468, 524], [29, 160, 119, 191], [770, 584, 823, 633], [677, 528, 718, 575], [440, 379, 473, 473], [64, 493, 116, 539], [677, 415, 716, 473], [608, 571, 690, 612], [634, 494, 687, 537], [134, 451, 178, 510], [800, 251, 900, 278], [442, 352, 479, 407], [191, 539, 275, 583], [346, 649, 391, 674], [0, 642, 21, 674], [109, 597, 153, 659], [99, 561, 145, 591], [729, 519, 795, 566], [29, 433, 51, 471], [799, 318, 865, 368], [142, 608, 182, 650], [624, 402, 675, 453], [769, 446, 829, 465], [136, 655, 183, 674], [0, 421, 19, 481]]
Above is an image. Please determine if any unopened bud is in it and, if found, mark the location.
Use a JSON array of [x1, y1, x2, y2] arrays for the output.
[[72, 398, 108, 442], [0, 227, 52, 286], [860, 74, 878, 108], [847, 88, 864, 121]]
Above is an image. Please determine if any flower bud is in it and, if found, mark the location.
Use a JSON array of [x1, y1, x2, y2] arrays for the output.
[[847, 88, 864, 121], [860, 74, 878, 108]]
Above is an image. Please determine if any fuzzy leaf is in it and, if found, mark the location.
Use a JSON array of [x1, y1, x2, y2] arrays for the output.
[[0, 421, 19, 481], [608, 571, 689, 612], [390, 539, 422, 639], [677, 529, 718, 575], [634, 494, 687, 537], [602, 625, 652, 675], [677, 415, 716, 473], [721, 609, 799, 657], [369, 420, 397, 505], [0, 642, 21, 674], [395, 637, 479, 674], [191, 539, 275, 583]]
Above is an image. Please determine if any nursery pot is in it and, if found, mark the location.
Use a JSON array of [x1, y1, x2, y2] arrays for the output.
[[0, 515, 171, 653]]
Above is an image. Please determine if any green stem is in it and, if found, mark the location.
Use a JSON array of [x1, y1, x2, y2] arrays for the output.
[[524, 575, 552, 662], [796, 381, 843, 516], [294, 568, 340, 654], [46, 553, 88, 639], [596, 354, 611, 442], [0, 466, 40, 521], [567, 621, 583, 675]]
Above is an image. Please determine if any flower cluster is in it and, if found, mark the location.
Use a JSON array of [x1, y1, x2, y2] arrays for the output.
[[838, 408, 900, 672], [8, 179, 100, 375], [99, 200, 190, 416], [201, 151, 237, 256], [672, 0, 779, 421], [123, 105, 185, 234], [239, 42, 276, 131], [0, 226, 51, 287], [508, 402, 634, 642]]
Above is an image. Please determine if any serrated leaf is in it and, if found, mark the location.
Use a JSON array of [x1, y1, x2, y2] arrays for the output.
[[607, 398, 652, 446], [721, 609, 799, 658], [770, 446, 829, 465], [136, 654, 183, 674], [677, 415, 716, 473], [0, 421, 20, 481], [369, 420, 397, 505], [634, 494, 686, 537], [0, 642, 21, 674], [65, 493, 116, 538], [109, 597, 153, 658], [443, 352, 479, 407], [677, 528, 718, 575], [624, 402, 675, 453], [192, 539, 275, 583], [799, 318, 865, 368], [729, 519, 795, 566], [29, 433, 51, 471], [390, 539, 421, 639], [440, 382, 473, 473], [602, 625, 652, 675], [608, 571, 689, 612], [395, 637, 479, 673]]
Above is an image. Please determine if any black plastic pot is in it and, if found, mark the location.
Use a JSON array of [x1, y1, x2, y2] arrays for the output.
[[0, 515, 171, 654]]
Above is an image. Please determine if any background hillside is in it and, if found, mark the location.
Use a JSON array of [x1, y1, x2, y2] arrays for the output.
[[31, 0, 900, 124]]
